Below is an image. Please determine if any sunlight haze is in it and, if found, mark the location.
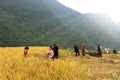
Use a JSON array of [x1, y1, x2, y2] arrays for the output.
[[57, 0, 120, 23]]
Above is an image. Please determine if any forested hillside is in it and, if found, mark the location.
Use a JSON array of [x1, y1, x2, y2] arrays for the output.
[[0, 0, 120, 48]]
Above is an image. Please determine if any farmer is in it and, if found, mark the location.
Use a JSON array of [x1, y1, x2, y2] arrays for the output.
[[24, 46, 29, 57], [82, 43, 86, 56], [73, 44, 80, 56], [113, 48, 117, 54], [53, 43, 59, 59], [105, 48, 110, 54], [47, 46, 54, 60], [96, 44, 102, 57]]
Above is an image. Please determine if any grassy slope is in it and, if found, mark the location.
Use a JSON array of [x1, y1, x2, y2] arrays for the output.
[[0, 0, 84, 47], [0, 0, 120, 48], [0, 47, 120, 80]]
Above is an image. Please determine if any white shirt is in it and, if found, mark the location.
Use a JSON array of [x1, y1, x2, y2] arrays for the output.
[[47, 50, 54, 58]]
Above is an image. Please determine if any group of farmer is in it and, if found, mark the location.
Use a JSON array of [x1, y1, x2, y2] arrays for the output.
[[23, 43, 104, 60], [72, 43, 102, 58], [23, 44, 59, 60], [47, 44, 59, 60]]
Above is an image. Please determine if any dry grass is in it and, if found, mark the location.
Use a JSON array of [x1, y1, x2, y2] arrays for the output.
[[0, 47, 120, 80]]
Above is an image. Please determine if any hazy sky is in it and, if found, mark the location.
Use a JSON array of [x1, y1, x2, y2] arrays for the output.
[[57, 0, 120, 23]]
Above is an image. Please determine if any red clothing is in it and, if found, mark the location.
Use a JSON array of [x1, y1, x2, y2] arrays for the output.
[[82, 44, 86, 51], [24, 49, 28, 56]]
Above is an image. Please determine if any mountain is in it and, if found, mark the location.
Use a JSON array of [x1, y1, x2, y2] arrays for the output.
[[0, 0, 120, 49]]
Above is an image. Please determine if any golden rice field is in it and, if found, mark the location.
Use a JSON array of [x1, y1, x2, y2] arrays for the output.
[[0, 47, 120, 80]]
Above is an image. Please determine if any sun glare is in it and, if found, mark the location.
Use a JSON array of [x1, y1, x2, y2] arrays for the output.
[[57, 0, 120, 23]]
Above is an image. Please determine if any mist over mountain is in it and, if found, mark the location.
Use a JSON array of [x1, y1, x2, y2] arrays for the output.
[[0, 0, 120, 48]]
